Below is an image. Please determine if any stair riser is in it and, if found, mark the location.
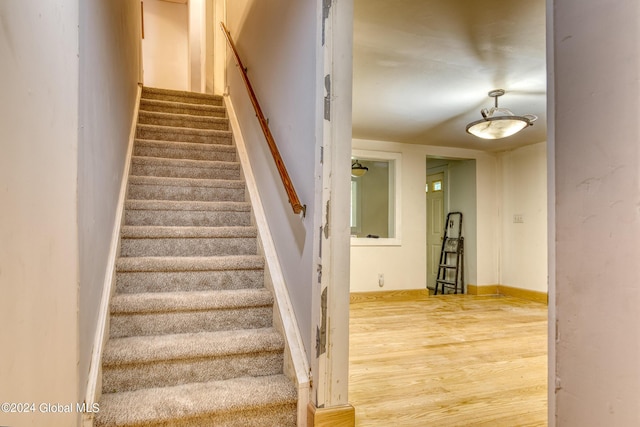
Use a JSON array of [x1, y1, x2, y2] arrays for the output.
[[142, 92, 223, 106], [116, 270, 265, 293], [154, 405, 297, 427], [140, 101, 226, 117], [120, 238, 257, 257], [136, 127, 232, 145], [131, 163, 240, 180], [109, 307, 273, 338], [134, 144, 236, 162], [125, 210, 251, 227], [96, 404, 297, 427], [128, 184, 245, 202], [138, 114, 229, 131], [103, 352, 284, 393]]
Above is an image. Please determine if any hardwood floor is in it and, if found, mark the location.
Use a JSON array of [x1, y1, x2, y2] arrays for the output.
[[349, 294, 547, 426]]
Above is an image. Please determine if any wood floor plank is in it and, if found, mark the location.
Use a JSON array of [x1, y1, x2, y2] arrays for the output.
[[349, 294, 547, 426]]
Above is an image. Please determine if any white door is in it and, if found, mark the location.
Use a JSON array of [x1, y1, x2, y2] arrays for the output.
[[426, 172, 445, 290]]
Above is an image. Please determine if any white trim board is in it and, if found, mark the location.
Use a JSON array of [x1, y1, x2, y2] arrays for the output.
[[82, 84, 142, 427], [224, 95, 311, 427]]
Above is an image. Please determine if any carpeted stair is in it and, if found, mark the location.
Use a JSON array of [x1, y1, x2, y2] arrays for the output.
[[95, 87, 297, 427]]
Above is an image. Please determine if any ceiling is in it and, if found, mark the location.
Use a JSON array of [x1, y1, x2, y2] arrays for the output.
[[352, 0, 547, 152]]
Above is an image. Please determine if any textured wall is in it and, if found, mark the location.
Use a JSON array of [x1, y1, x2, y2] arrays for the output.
[[554, 1, 640, 424]]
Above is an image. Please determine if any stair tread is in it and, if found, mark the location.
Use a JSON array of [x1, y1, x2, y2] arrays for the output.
[[139, 110, 229, 124], [111, 288, 272, 313], [142, 86, 223, 101], [137, 123, 232, 136], [126, 199, 251, 211], [103, 327, 283, 366], [95, 374, 296, 426], [139, 98, 226, 114], [135, 138, 236, 152], [129, 175, 245, 188], [121, 225, 257, 239], [132, 155, 239, 169], [116, 255, 264, 272]]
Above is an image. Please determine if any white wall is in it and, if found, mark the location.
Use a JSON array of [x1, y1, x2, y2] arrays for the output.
[[143, 0, 188, 90], [554, 1, 640, 424], [226, 0, 318, 356], [78, 0, 141, 402], [0, 2, 80, 426], [350, 138, 499, 292], [499, 142, 548, 292]]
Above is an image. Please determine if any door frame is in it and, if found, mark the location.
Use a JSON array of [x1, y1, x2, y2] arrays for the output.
[[309, 0, 354, 416]]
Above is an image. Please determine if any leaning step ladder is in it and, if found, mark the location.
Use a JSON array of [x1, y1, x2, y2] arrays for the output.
[[435, 212, 464, 295]]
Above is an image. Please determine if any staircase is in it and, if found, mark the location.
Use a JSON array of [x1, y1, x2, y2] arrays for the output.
[[95, 87, 297, 427]]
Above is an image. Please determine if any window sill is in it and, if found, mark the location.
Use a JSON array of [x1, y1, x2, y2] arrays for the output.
[[351, 237, 402, 247]]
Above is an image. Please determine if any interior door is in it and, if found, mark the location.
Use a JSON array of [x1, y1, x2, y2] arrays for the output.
[[426, 172, 445, 290]]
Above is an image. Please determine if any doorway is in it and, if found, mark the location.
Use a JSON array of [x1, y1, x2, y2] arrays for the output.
[[426, 157, 477, 293], [141, 0, 189, 91]]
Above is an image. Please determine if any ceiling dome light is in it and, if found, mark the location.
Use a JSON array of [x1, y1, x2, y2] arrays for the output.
[[466, 89, 537, 139], [351, 160, 369, 177]]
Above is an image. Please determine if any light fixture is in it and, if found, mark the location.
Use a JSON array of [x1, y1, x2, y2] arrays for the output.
[[466, 89, 537, 139], [351, 159, 368, 177]]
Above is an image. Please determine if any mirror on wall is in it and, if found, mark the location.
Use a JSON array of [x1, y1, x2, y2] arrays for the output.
[[350, 150, 401, 246]]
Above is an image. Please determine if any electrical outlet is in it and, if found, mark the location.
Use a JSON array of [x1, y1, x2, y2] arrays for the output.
[[378, 273, 384, 287], [513, 214, 524, 223]]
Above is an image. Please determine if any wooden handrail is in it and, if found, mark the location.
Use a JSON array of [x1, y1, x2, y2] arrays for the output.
[[220, 22, 306, 217]]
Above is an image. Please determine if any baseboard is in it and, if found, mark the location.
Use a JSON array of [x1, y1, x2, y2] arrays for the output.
[[225, 95, 310, 427], [467, 284, 547, 304], [350, 289, 430, 304], [498, 285, 548, 305], [307, 403, 355, 427], [467, 284, 499, 295], [83, 84, 142, 427]]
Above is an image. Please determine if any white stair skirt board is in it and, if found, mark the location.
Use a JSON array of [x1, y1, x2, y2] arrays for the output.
[[83, 83, 143, 427]]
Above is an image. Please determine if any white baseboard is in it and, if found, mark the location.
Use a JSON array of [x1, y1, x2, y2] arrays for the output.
[[83, 84, 142, 426], [225, 95, 310, 427]]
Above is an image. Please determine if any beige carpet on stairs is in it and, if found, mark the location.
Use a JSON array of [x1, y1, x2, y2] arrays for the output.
[[95, 86, 297, 427]]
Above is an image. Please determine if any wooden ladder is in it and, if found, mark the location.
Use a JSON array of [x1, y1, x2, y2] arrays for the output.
[[435, 212, 465, 294]]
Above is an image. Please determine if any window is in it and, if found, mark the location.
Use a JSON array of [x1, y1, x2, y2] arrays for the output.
[[350, 150, 402, 246]]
